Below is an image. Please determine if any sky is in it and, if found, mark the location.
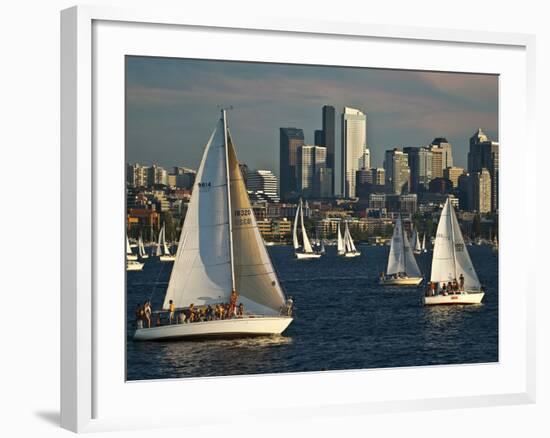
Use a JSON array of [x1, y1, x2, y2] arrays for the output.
[[126, 56, 498, 192]]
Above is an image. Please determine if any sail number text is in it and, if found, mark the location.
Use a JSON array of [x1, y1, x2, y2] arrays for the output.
[[234, 208, 252, 225]]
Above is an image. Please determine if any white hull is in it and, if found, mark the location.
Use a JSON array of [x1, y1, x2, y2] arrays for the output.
[[127, 254, 138, 261], [140, 254, 149, 259], [126, 261, 144, 271], [295, 251, 322, 259], [160, 254, 176, 262], [380, 276, 423, 286], [134, 316, 293, 341], [423, 291, 484, 306], [343, 251, 361, 258]]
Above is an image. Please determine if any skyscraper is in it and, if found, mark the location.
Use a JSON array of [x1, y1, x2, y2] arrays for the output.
[[429, 146, 444, 179], [314, 129, 324, 146], [341, 107, 367, 198], [431, 137, 454, 168], [470, 168, 492, 213], [297, 145, 328, 198], [279, 127, 305, 201], [403, 146, 432, 193], [443, 166, 465, 188], [384, 148, 410, 194], [247, 169, 280, 203], [322, 105, 336, 196], [468, 128, 499, 212]]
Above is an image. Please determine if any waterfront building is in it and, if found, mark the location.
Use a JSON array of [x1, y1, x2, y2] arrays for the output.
[[399, 193, 418, 214], [148, 164, 168, 186], [369, 193, 386, 210], [247, 169, 280, 203], [468, 128, 499, 212], [384, 148, 410, 194], [280, 127, 305, 201], [341, 107, 367, 198]]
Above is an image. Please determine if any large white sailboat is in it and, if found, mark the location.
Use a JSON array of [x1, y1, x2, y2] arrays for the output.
[[134, 111, 293, 341], [156, 223, 176, 262], [293, 198, 321, 260], [379, 216, 423, 286], [126, 234, 138, 261], [424, 198, 484, 305], [342, 221, 361, 258], [138, 235, 149, 259]]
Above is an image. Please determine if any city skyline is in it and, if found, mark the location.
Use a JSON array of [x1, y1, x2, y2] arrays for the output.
[[126, 56, 498, 194]]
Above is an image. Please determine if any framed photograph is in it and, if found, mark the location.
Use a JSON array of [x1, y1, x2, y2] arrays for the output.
[[61, 5, 536, 432]]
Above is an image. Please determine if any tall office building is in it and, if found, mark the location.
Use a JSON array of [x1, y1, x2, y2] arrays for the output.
[[362, 148, 371, 170], [372, 168, 385, 186], [297, 145, 328, 198], [468, 128, 499, 212], [148, 164, 168, 186], [314, 129, 324, 146], [322, 105, 336, 196], [341, 107, 367, 198], [127, 163, 149, 188], [431, 137, 454, 168], [384, 148, 410, 194], [469, 168, 492, 213], [247, 169, 280, 203], [279, 127, 305, 201], [404, 146, 432, 193], [430, 146, 444, 179]]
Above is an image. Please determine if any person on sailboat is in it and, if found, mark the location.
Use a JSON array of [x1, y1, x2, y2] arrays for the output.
[[168, 299, 175, 325], [238, 303, 244, 317], [285, 296, 294, 316], [229, 289, 239, 318], [459, 274, 465, 291], [144, 300, 152, 328]]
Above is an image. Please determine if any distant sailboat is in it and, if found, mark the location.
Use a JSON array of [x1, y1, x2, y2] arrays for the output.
[[337, 221, 345, 256], [293, 198, 321, 260], [421, 234, 427, 253], [411, 227, 422, 255], [379, 216, 423, 286], [423, 198, 484, 305], [126, 260, 144, 271], [134, 110, 293, 341], [342, 221, 360, 258], [127, 234, 138, 261], [157, 223, 176, 262], [138, 235, 148, 259]]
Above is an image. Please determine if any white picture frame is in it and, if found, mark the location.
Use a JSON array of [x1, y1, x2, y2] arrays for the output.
[[60, 5, 536, 433]]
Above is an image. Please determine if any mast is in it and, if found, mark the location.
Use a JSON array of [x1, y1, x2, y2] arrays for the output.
[[222, 109, 236, 291], [447, 199, 458, 279]]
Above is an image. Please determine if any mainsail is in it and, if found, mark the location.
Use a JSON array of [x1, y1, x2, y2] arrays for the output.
[[386, 217, 422, 277], [292, 203, 300, 250], [344, 222, 357, 253], [138, 236, 146, 257], [299, 199, 314, 253], [126, 235, 133, 255], [337, 222, 345, 254], [162, 113, 287, 315], [155, 225, 164, 256], [163, 120, 232, 310], [430, 199, 481, 290]]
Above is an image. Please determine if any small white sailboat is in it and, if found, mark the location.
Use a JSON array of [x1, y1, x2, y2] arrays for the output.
[[293, 198, 321, 260], [411, 227, 422, 255], [126, 260, 144, 271], [138, 235, 149, 259], [336, 221, 345, 256], [342, 221, 361, 258], [157, 223, 176, 262], [127, 234, 138, 261], [134, 110, 293, 341], [379, 216, 423, 286], [423, 198, 484, 305]]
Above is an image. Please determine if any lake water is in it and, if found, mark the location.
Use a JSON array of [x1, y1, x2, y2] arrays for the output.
[[126, 244, 498, 380]]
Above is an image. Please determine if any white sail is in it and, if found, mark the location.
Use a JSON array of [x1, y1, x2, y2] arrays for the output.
[[344, 222, 357, 253], [299, 199, 314, 253], [386, 217, 421, 277], [138, 236, 146, 257], [337, 222, 345, 254], [430, 199, 481, 290], [162, 119, 232, 310], [387, 217, 405, 275], [292, 202, 300, 250], [155, 225, 163, 257], [227, 132, 286, 315], [126, 234, 132, 255], [421, 234, 426, 251], [412, 228, 421, 252], [402, 230, 422, 277]]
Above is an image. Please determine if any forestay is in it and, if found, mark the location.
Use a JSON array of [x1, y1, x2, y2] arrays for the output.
[[430, 199, 481, 290]]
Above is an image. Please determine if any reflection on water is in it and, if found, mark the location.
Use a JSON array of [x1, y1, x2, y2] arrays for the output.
[[127, 245, 498, 380]]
